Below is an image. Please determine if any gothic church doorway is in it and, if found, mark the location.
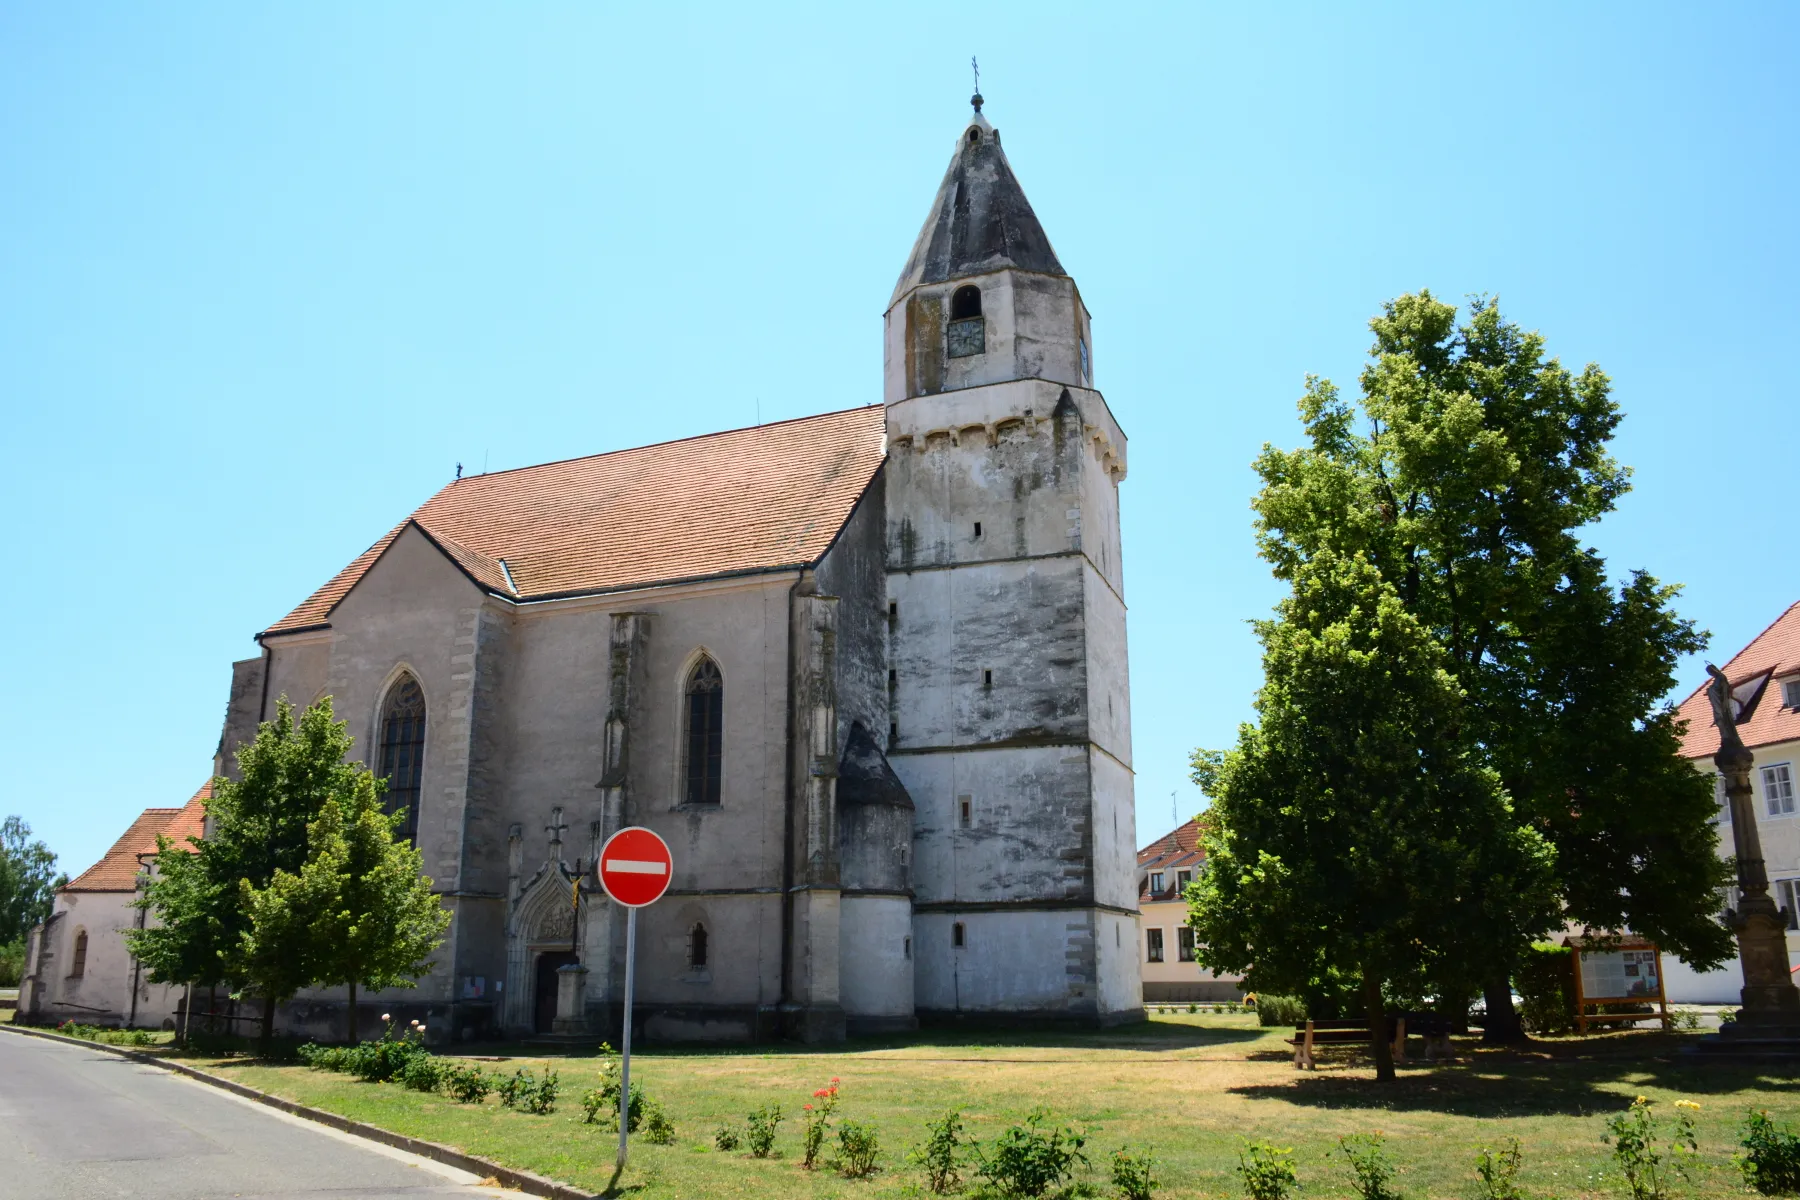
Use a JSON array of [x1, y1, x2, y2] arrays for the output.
[[534, 951, 579, 1033]]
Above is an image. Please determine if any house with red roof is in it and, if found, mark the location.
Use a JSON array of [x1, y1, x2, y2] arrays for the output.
[[1136, 819, 1243, 1002], [188, 100, 1141, 1043], [1665, 599, 1800, 1002], [20, 783, 210, 1028]]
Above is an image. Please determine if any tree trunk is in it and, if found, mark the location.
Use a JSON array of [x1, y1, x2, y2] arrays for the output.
[[1362, 968, 1395, 1083], [347, 980, 358, 1045], [1482, 976, 1527, 1044], [259, 994, 276, 1056]]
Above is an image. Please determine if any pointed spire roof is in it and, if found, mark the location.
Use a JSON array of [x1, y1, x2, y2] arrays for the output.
[[890, 105, 1065, 306]]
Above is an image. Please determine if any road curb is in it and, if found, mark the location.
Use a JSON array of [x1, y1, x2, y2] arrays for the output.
[[0, 1024, 598, 1199]]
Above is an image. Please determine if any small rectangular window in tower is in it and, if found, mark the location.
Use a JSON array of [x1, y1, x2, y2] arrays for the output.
[[904, 936, 912, 960], [889, 667, 897, 687], [889, 721, 898, 746], [973, 521, 982, 538], [958, 794, 972, 828], [952, 922, 966, 948], [888, 600, 898, 626], [982, 668, 993, 690]]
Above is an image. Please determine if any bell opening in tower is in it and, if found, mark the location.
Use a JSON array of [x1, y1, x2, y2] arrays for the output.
[[948, 285, 985, 358]]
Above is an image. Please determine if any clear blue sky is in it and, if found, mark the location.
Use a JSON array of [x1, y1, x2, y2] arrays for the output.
[[4, 5, 1796, 877]]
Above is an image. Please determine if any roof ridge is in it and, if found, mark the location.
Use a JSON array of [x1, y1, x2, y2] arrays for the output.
[[1676, 597, 1800, 710], [426, 404, 884, 490]]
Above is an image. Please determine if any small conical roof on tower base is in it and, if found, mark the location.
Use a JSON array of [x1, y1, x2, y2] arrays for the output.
[[890, 108, 1065, 306]]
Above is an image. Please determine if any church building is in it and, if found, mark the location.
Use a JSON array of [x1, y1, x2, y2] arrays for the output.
[[214, 99, 1141, 1043]]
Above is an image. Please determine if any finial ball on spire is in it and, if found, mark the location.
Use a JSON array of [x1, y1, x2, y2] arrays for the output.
[[971, 92, 983, 112]]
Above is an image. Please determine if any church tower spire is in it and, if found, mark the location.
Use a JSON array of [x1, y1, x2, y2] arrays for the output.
[[880, 102, 1139, 1029]]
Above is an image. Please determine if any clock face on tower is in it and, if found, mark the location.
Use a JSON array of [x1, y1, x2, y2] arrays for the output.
[[948, 317, 985, 359]]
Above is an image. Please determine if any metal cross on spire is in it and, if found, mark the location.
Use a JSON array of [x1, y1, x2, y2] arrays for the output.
[[971, 56, 983, 112]]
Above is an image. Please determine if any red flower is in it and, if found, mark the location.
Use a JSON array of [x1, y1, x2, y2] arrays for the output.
[[830, 1077, 840, 1083], [803, 1104, 812, 1111]]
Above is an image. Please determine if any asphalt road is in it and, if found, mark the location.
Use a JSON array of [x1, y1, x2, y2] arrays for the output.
[[0, 1031, 511, 1199]]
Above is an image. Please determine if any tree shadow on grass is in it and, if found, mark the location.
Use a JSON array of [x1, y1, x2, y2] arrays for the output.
[[469, 1017, 1267, 1061], [1230, 1033, 1799, 1118]]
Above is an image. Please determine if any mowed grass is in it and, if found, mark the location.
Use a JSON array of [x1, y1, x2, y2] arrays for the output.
[[185, 1014, 1797, 1199]]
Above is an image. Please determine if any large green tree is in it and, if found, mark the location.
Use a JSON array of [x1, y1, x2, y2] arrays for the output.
[[243, 771, 449, 1043], [1, 816, 65, 945], [1188, 549, 1558, 1079], [130, 696, 367, 1047], [1241, 292, 1729, 1039]]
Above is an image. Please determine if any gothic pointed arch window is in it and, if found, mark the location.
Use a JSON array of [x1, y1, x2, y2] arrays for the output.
[[684, 657, 724, 806], [379, 675, 427, 844]]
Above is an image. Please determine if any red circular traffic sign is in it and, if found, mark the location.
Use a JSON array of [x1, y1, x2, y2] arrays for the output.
[[596, 827, 673, 908]]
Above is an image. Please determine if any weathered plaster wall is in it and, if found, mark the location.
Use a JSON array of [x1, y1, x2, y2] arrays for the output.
[[840, 896, 915, 1028], [884, 271, 1092, 404], [814, 473, 889, 754], [27, 893, 186, 1028]]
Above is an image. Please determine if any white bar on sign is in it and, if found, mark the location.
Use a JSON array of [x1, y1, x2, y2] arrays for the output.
[[606, 859, 667, 875]]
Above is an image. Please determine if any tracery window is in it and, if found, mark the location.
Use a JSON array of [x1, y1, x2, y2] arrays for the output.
[[685, 658, 724, 806], [71, 929, 88, 977], [380, 675, 428, 844], [948, 285, 985, 358]]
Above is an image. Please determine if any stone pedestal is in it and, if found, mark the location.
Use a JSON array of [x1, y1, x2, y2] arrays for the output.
[[552, 963, 590, 1036]]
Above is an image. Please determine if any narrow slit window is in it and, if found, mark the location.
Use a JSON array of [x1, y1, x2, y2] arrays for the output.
[[952, 922, 966, 948], [982, 669, 993, 690], [71, 929, 88, 977], [959, 795, 972, 827], [685, 658, 725, 805], [690, 923, 708, 968], [903, 936, 912, 960], [973, 521, 982, 538]]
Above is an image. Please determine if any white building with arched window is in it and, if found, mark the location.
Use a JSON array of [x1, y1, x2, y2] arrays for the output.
[[196, 98, 1140, 1045]]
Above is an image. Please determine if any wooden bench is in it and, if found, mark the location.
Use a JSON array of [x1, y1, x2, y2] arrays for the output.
[[1289, 1013, 1458, 1068]]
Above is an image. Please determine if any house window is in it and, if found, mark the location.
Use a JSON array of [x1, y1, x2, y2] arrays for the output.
[[379, 675, 427, 844], [1778, 880, 1800, 932], [948, 286, 985, 358], [1714, 775, 1732, 824], [1177, 927, 1196, 962], [1784, 679, 1800, 709], [1148, 872, 1164, 894], [70, 929, 88, 978], [685, 658, 724, 805], [1145, 928, 1164, 963], [1763, 763, 1796, 817], [952, 922, 965, 948], [1177, 870, 1192, 891], [689, 924, 708, 968]]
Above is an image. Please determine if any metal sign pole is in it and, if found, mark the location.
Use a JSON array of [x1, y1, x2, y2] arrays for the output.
[[617, 905, 637, 1171]]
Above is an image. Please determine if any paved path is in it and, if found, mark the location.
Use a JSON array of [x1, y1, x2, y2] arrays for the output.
[[0, 1031, 511, 1199]]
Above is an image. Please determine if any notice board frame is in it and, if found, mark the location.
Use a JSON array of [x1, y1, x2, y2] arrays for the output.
[[1564, 936, 1671, 1034]]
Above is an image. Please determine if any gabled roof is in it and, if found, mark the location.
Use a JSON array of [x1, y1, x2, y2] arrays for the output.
[[63, 782, 211, 893], [264, 406, 888, 637], [1677, 600, 1800, 760], [890, 109, 1065, 306], [1138, 817, 1207, 902]]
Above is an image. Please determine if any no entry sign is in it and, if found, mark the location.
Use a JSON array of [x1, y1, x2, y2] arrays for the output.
[[597, 826, 673, 908]]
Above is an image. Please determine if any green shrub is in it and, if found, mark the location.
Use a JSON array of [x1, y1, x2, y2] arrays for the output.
[[746, 1103, 783, 1157], [1111, 1146, 1156, 1200], [1741, 1110, 1800, 1195], [1604, 1097, 1699, 1200], [399, 1053, 443, 1093], [910, 1108, 968, 1195], [714, 1123, 741, 1151], [1255, 995, 1308, 1027], [499, 1067, 560, 1112], [0, 939, 25, 987], [1338, 1132, 1400, 1200], [1475, 1137, 1523, 1200], [442, 1063, 492, 1104], [1671, 1009, 1703, 1032], [974, 1108, 1088, 1198], [1515, 942, 1574, 1035], [580, 1051, 645, 1130], [837, 1119, 880, 1178], [642, 1099, 676, 1145], [1238, 1140, 1298, 1200]]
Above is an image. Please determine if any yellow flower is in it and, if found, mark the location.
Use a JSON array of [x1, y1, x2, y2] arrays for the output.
[[1675, 1100, 1701, 1111]]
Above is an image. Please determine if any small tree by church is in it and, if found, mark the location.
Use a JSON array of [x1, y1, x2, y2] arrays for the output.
[[243, 770, 449, 1044]]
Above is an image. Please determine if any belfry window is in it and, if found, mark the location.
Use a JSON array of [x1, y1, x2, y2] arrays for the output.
[[379, 675, 427, 844], [948, 285, 985, 358], [685, 658, 724, 805]]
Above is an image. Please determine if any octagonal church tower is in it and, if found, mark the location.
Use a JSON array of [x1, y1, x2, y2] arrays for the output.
[[884, 99, 1142, 1025]]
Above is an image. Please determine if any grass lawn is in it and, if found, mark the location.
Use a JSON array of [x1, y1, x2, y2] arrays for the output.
[[172, 1014, 1794, 1199]]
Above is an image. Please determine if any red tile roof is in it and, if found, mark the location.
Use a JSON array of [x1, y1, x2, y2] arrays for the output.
[[63, 782, 211, 892], [1138, 817, 1207, 902], [1677, 600, 1800, 760], [264, 407, 889, 636]]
